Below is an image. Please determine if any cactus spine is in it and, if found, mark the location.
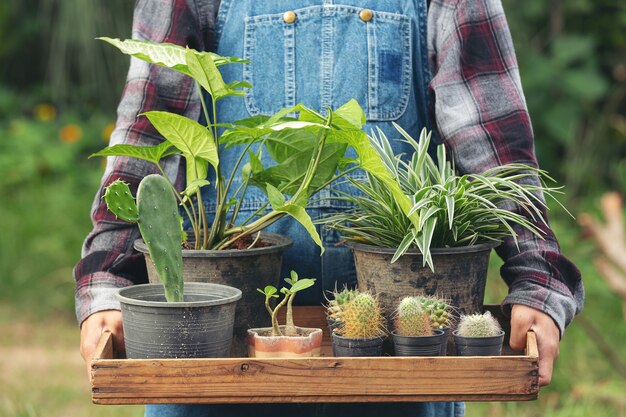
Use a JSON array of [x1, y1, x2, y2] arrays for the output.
[[325, 288, 359, 323], [338, 292, 386, 339], [456, 311, 502, 337], [104, 175, 183, 302], [415, 295, 454, 329], [394, 297, 433, 337]]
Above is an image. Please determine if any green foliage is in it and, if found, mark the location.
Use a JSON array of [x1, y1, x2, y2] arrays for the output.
[[338, 292, 386, 339], [502, 0, 626, 198], [0, 87, 111, 314], [456, 311, 502, 338], [257, 271, 316, 337], [325, 126, 566, 270], [394, 297, 433, 337]]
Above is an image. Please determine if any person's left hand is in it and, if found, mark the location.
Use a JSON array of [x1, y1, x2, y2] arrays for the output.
[[509, 304, 560, 387]]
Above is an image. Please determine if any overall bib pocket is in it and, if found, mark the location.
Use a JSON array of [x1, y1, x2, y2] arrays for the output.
[[243, 5, 412, 121]]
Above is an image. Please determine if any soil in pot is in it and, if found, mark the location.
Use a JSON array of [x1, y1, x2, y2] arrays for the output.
[[247, 326, 323, 358], [117, 282, 241, 359], [453, 330, 505, 356]]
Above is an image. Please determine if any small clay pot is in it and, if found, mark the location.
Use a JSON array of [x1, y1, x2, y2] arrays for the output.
[[247, 326, 323, 358]]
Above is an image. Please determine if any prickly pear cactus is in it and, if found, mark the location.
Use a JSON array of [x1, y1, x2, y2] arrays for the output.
[[103, 179, 139, 222], [395, 297, 433, 337], [137, 174, 184, 302], [416, 295, 454, 329], [456, 311, 502, 337], [339, 292, 386, 339]]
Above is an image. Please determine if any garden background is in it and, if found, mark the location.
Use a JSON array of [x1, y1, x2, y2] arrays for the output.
[[0, 0, 625, 416]]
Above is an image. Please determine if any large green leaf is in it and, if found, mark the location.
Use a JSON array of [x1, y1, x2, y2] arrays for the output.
[[186, 48, 230, 101], [90, 141, 177, 166], [275, 204, 324, 254], [142, 111, 218, 183], [98, 37, 246, 76]]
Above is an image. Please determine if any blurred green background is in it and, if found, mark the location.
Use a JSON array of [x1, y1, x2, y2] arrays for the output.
[[0, 0, 624, 416]]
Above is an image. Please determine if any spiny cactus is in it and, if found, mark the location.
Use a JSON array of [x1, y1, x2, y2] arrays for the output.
[[104, 176, 183, 302], [325, 287, 359, 322], [394, 297, 433, 337], [338, 292, 386, 339], [415, 295, 454, 329], [456, 311, 502, 337]]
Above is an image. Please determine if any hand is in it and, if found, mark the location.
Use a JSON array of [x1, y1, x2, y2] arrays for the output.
[[509, 304, 560, 387], [79, 310, 125, 380]]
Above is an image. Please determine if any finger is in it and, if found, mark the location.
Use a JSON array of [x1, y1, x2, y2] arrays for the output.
[[509, 307, 532, 351], [536, 324, 560, 387]]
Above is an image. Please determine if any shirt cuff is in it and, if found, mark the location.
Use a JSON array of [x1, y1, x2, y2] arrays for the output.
[[502, 278, 585, 337], [75, 272, 135, 326]]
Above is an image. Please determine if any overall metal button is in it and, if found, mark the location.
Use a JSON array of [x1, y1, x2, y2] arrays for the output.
[[283, 11, 297, 24], [359, 9, 373, 22]]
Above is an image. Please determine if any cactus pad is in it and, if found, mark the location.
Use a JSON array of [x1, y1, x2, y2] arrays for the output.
[[137, 174, 184, 302], [103, 179, 139, 222]]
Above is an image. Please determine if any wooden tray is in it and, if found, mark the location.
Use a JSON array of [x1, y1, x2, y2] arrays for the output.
[[91, 305, 539, 404]]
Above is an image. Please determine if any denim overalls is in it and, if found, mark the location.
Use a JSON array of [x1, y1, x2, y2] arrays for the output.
[[147, 0, 464, 415]]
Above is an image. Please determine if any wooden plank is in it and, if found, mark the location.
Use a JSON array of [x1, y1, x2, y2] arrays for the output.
[[91, 305, 539, 404]]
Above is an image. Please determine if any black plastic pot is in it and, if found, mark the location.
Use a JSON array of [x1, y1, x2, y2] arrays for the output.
[[331, 333, 384, 357], [453, 330, 505, 356], [117, 282, 242, 359], [439, 326, 451, 356], [392, 329, 446, 357], [135, 232, 292, 356]]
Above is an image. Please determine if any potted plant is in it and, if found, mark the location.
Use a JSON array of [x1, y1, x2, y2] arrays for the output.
[[247, 271, 322, 358], [112, 173, 242, 359], [324, 125, 566, 320], [453, 311, 505, 356], [392, 296, 445, 356], [331, 291, 387, 357], [93, 38, 367, 355]]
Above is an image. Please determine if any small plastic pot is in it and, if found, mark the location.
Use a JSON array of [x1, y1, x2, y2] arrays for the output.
[[392, 329, 445, 357], [331, 333, 384, 357], [453, 330, 505, 356]]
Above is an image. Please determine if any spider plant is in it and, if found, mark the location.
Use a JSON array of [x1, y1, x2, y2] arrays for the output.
[[324, 124, 566, 270]]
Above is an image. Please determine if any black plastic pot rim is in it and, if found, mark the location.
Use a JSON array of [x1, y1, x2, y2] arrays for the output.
[[134, 232, 293, 258], [116, 282, 242, 308], [331, 334, 385, 343], [391, 328, 445, 342], [348, 240, 500, 255]]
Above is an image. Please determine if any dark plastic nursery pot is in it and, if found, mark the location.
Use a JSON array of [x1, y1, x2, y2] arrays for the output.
[[331, 333, 385, 357], [392, 329, 446, 357], [452, 329, 505, 356], [117, 282, 242, 359]]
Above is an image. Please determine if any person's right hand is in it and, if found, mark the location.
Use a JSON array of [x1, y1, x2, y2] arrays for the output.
[[79, 310, 125, 380]]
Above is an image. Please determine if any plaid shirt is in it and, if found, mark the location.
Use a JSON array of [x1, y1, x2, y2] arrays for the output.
[[74, 0, 583, 334]]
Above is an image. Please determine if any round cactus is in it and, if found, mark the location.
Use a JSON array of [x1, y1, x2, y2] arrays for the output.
[[394, 297, 433, 337], [456, 311, 502, 337], [415, 295, 454, 329], [338, 292, 386, 339]]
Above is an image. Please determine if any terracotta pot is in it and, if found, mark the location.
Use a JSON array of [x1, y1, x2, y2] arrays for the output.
[[247, 326, 323, 358]]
